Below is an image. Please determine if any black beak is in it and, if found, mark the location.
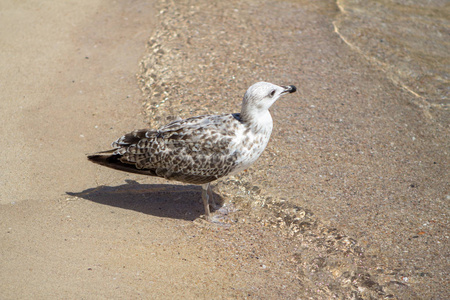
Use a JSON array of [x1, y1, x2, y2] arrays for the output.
[[282, 85, 297, 94]]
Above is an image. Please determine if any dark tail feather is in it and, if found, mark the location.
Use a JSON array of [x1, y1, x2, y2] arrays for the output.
[[87, 154, 152, 176]]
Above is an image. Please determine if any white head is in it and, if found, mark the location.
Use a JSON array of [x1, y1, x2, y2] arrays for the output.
[[240, 82, 296, 123]]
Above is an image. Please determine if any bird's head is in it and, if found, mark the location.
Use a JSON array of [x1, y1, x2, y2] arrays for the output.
[[240, 82, 296, 122]]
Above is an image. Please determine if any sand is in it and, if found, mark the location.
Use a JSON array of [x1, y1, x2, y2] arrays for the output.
[[1, 0, 448, 299]]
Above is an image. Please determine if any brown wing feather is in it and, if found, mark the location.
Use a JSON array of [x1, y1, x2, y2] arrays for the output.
[[88, 114, 242, 184]]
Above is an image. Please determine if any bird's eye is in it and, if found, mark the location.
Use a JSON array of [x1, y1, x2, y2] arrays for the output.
[[269, 90, 276, 97]]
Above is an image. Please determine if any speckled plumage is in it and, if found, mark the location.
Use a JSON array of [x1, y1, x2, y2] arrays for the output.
[[88, 82, 296, 220]]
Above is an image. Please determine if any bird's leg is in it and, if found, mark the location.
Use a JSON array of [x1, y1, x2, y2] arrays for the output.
[[201, 183, 211, 220], [207, 184, 219, 210]]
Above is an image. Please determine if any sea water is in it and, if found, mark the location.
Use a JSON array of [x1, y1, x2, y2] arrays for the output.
[[334, 0, 449, 108]]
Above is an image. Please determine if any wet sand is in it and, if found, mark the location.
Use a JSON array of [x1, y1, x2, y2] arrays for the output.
[[1, 0, 448, 299]]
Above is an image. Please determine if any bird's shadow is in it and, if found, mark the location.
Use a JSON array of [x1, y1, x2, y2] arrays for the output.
[[66, 180, 223, 221]]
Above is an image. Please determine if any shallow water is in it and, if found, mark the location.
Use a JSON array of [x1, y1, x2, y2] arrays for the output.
[[137, 0, 449, 298], [334, 0, 450, 108]]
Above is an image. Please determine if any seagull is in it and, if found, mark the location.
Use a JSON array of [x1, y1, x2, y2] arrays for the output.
[[88, 82, 296, 220]]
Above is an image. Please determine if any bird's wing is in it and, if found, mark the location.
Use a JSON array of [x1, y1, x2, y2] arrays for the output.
[[102, 114, 242, 184]]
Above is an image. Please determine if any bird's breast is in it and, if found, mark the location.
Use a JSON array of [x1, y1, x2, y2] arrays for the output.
[[229, 123, 273, 174]]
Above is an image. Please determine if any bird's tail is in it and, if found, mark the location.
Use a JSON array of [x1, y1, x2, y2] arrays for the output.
[[87, 153, 151, 176]]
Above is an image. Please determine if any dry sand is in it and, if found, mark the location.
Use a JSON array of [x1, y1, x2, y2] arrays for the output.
[[1, 0, 448, 299]]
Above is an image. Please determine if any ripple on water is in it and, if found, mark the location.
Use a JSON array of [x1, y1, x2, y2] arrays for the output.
[[334, 0, 450, 108]]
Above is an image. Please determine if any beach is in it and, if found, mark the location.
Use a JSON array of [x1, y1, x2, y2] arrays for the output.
[[1, 0, 448, 299]]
